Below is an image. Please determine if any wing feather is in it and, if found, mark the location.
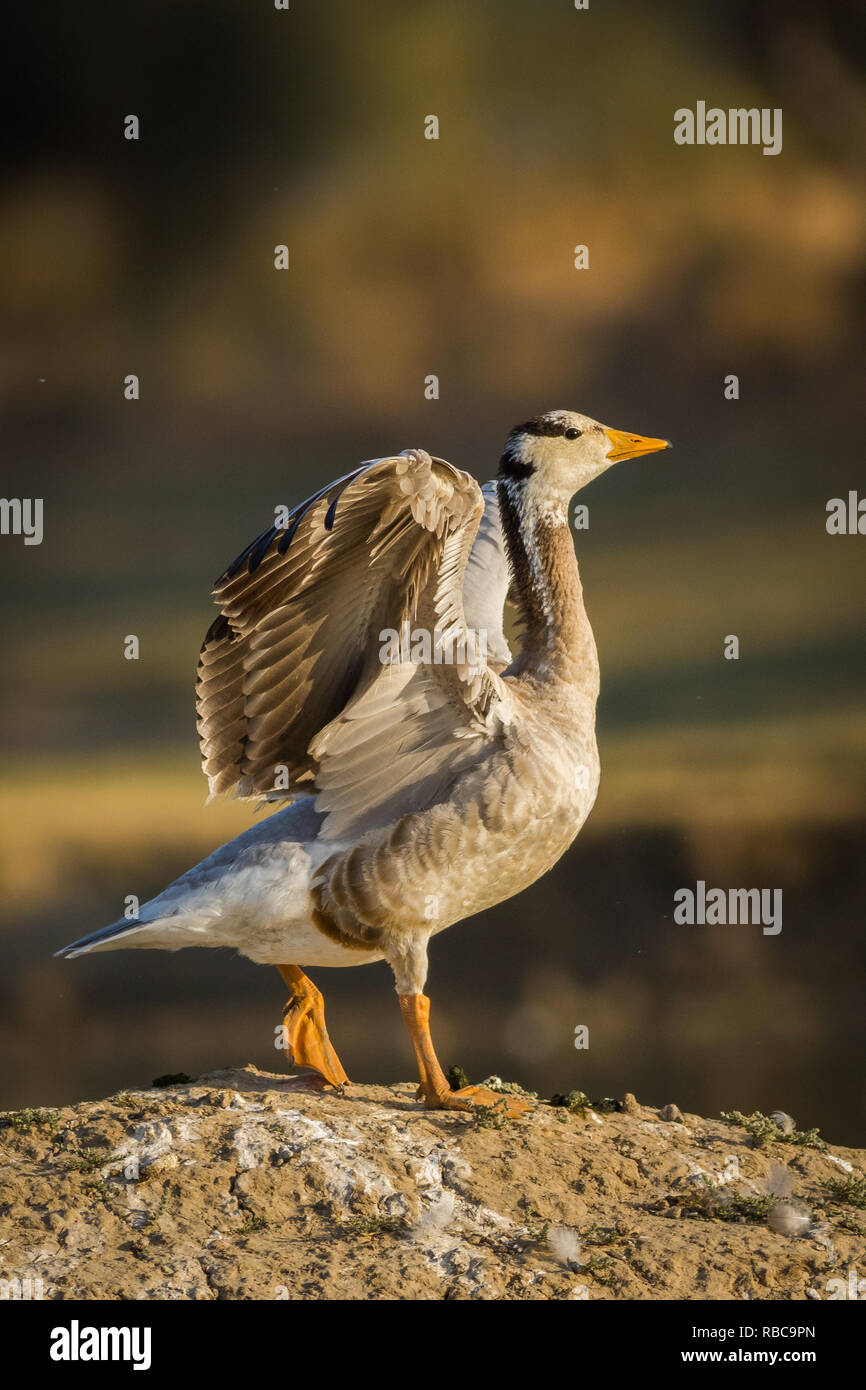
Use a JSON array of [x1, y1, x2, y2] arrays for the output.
[[196, 451, 511, 822]]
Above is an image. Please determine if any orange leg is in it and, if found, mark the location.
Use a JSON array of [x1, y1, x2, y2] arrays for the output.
[[398, 992, 531, 1116], [276, 965, 349, 1090]]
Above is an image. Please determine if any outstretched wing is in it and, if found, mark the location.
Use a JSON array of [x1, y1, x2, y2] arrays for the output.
[[196, 451, 511, 822]]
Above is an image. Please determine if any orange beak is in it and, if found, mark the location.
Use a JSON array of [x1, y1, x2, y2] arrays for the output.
[[603, 427, 672, 462]]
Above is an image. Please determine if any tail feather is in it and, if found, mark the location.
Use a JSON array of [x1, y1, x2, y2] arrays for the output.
[[55, 916, 152, 959]]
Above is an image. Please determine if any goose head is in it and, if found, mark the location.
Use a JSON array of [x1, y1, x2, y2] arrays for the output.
[[498, 409, 671, 507]]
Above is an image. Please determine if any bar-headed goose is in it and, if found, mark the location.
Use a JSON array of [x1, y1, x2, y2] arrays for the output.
[[58, 410, 670, 1114]]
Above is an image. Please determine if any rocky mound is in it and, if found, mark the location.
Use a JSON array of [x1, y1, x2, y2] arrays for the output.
[[1, 1066, 864, 1301]]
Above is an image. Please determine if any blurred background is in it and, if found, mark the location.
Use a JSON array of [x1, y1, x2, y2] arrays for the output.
[[2, 1, 865, 1139]]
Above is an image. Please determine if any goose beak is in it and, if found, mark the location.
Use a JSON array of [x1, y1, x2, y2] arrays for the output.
[[603, 427, 672, 462]]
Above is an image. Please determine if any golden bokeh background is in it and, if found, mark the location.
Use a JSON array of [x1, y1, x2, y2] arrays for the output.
[[2, 1, 865, 1138]]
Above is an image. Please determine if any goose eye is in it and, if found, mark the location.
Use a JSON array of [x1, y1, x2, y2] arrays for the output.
[[565, 427, 581, 440]]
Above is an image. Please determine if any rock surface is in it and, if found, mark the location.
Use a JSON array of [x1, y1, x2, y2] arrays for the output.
[[1, 1066, 864, 1301]]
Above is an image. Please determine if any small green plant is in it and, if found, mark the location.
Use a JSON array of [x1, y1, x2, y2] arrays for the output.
[[549, 1090, 591, 1118], [721, 1110, 824, 1150], [720, 1193, 774, 1222], [143, 1185, 169, 1226], [653, 1180, 772, 1224], [472, 1098, 510, 1129], [238, 1213, 269, 1235], [517, 1198, 550, 1242], [479, 1076, 536, 1098], [584, 1224, 623, 1247], [345, 1214, 403, 1235], [826, 1209, 866, 1236], [584, 1255, 619, 1288], [3, 1107, 62, 1133], [65, 1146, 120, 1174], [825, 1173, 866, 1209], [447, 1065, 470, 1091]]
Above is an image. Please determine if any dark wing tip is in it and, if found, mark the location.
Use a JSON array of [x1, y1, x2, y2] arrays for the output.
[[216, 458, 392, 585]]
